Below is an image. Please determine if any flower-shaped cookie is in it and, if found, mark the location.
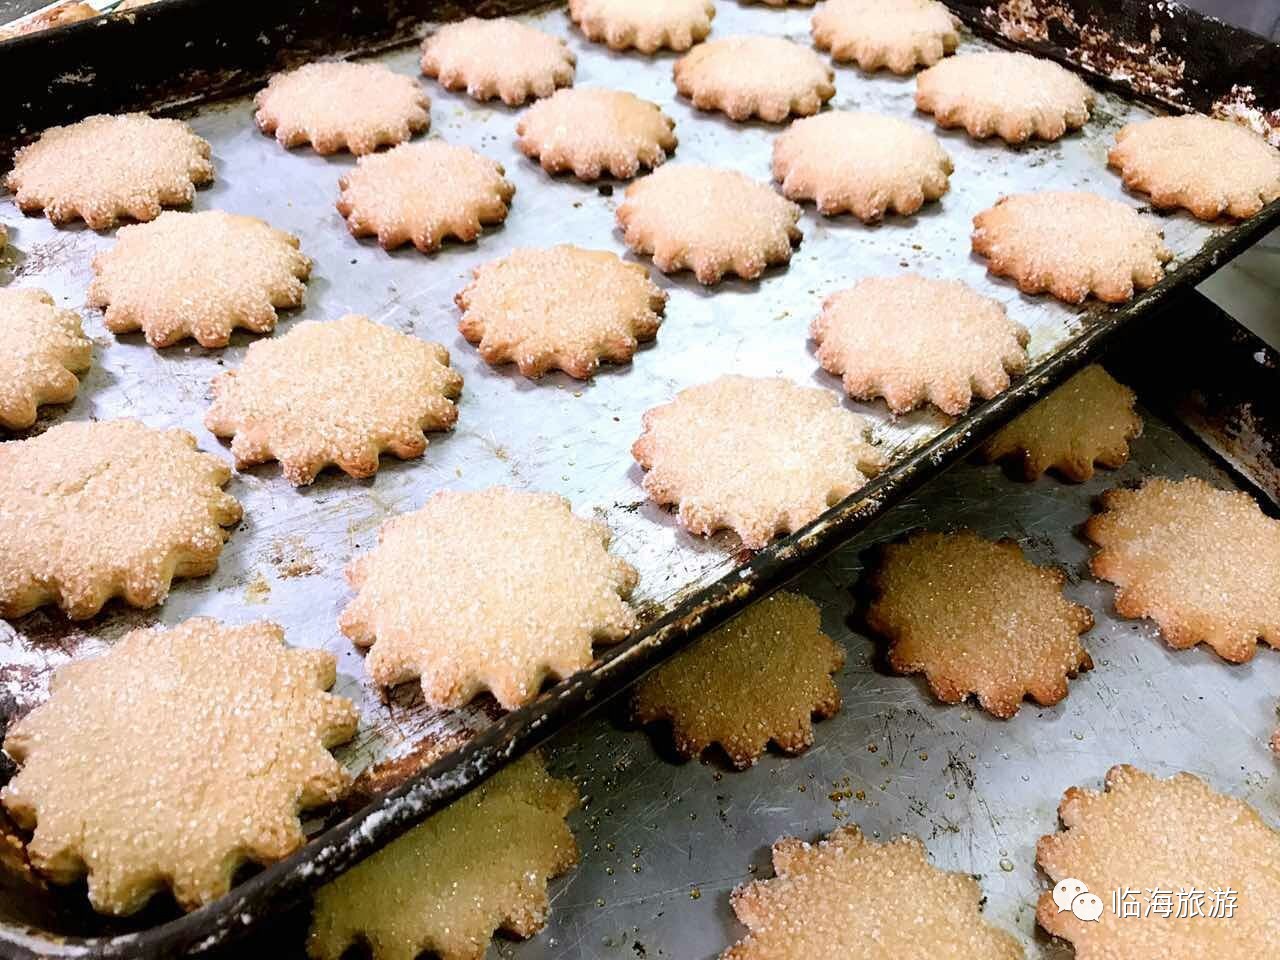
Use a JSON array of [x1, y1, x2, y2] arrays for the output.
[[2, 618, 357, 915], [772, 111, 952, 220], [205, 314, 461, 485], [673, 36, 835, 123], [254, 61, 430, 155], [972, 191, 1171, 303], [980, 364, 1143, 481], [725, 825, 1023, 960], [1108, 114, 1280, 220], [568, 0, 715, 53], [813, 274, 1028, 415], [866, 531, 1094, 717], [617, 164, 803, 284], [916, 51, 1094, 143], [456, 245, 666, 379], [339, 487, 638, 710], [5, 113, 213, 229], [812, 0, 961, 74], [1085, 476, 1280, 662], [420, 17, 575, 106], [1037, 765, 1280, 957], [632, 592, 845, 768], [0, 287, 92, 429], [336, 140, 514, 253], [88, 210, 311, 348], [516, 87, 677, 181], [308, 754, 578, 960], [633, 375, 882, 549], [0, 419, 241, 620]]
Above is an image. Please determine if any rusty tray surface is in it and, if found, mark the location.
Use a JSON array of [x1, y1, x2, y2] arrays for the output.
[[0, 0, 1278, 955]]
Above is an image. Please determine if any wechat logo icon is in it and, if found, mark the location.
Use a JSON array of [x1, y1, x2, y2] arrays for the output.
[[1053, 878, 1104, 922]]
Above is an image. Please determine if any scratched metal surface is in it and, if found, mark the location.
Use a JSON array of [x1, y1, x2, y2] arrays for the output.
[[517, 412, 1280, 960]]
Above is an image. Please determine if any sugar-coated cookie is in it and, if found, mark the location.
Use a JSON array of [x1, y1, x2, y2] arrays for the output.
[[0, 287, 91, 429], [420, 17, 575, 106], [673, 36, 835, 123]]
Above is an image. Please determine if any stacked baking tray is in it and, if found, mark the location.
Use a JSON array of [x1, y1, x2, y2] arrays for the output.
[[0, 0, 1277, 955]]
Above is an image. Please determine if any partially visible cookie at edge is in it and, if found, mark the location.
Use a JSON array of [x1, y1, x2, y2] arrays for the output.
[[0, 287, 92, 430], [812, 0, 961, 74], [980, 364, 1142, 481], [568, 0, 715, 54]]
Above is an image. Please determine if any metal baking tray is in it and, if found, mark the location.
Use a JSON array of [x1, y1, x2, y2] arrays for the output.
[[0, 0, 1277, 955]]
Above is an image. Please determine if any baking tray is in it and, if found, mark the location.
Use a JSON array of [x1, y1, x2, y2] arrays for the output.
[[0, 0, 1278, 955]]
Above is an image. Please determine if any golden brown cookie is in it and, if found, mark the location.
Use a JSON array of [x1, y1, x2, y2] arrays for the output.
[[1085, 476, 1280, 663], [866, 531, 1093, 717], [308, 754, 578, 960], [0, 287, 91, 430], [673, 36, 835, 123], [1108, 114, 1280, 220], [568, 0, 715, 53], [616, 164, 802, 284], [979, 364, 1142, 481], [455, 245, 666, 379], [725, 824, 1024, 960], [2, 618, 357, 915], [205, 314, 461, 485], [1037, 765, 1280, 957], [916, 51, 1094, 143], [516, 87, 677, 181], [773, 112, 952, 220], [5, 114, 213, 229], [812, 0, 961, 74], [972, 191, 1171, 303], [340, 487, 637, 710], [254, 61, 430, 156], [632, 375, 882, 549], [336, 140, 514, 253], [0, 2, 96, 41], [88, 210, 311, 349], [632, 592, 844, 768], [0, 420, 241, 620], [420, 17, 575, 106], [813, 274, 1028, 415]]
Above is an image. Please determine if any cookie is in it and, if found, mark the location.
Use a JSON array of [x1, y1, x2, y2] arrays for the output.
[[971, 191, 1171, 303], [205, 314, 461, 485], [0, 288, 92, 430], [339, 487, 637, 710], [88, 210, 311, 349], [979, 364, 1142, 481], [812, 0, 961, 74], [420, 17, 575, 106], [1037, 765, 1280, 957], [1085, 476, 1280, 663], [673, 36, 835, 123], [515, 87, 677, 181], [0, 2, 95, 40], [336, 140, 514, 253], [455, 245, 666, 379], [773, 111, 952, 220], [866, 531, 1093, 718], [632, 375, 882, 549], [0, 420, 241, 620], [254, 61, 430, 156], [631, 592, 844, 769], [568, 0, 714, 54], [616, 164, 802, 284], [308, 754, 578, 960], [725, 824, 1023, 960], [2, 618, 356, 915], [915, 51, 1093, 143], [813, 274, 1028, 415], [1108, 114, 1280, 220], [5, 114, 213, 229]]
